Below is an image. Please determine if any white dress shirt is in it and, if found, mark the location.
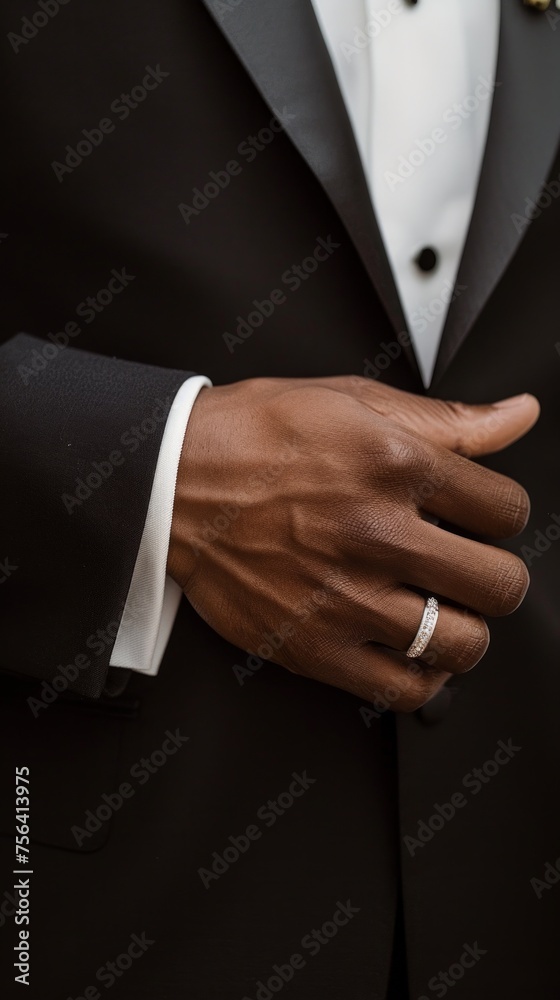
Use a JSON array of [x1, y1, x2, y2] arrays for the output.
[[110, 0, 500, 676], [109, 375, 211, 675], [311, 0, 500, 384]]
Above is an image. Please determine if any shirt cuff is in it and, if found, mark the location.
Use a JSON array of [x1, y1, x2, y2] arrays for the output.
[[109, 374, 212, 676]]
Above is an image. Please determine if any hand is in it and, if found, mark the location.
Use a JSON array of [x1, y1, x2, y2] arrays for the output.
[[167, 376, 539, 711]]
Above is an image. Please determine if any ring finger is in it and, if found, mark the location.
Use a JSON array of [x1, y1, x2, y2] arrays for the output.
[[372, 587, 489, 674]]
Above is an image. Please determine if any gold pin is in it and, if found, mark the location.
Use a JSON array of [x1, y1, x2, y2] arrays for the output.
[[523, 0, 551, 10]]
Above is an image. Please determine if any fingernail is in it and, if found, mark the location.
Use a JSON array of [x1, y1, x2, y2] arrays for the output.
[[495, 394, 528, 408]]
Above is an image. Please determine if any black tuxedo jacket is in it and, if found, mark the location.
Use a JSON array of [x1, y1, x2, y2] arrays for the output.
[[0, 2, 559, 997]]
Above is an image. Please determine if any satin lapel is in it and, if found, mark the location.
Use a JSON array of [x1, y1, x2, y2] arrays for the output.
[[199, 0, 419, 376], [431, 0, 560, 387]]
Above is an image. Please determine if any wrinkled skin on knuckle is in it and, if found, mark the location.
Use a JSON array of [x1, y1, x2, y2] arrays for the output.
[[349, 669, 444, 714], [496, 481, 531, 536], [455, 617, 490, 672], [487, 555, 530, 616], [393, 680, 443, 713], [346, 377, 415, 420], [336, 502, 411, 564], [387, 664, 447, 713], [422, 399, 476, 456], [329, 575, 398, 644], [294, 635, 393, 703], [277, 383, 360, 439], [372, 432, 422, 484]]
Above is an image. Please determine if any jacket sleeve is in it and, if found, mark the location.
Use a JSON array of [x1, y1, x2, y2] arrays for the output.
[[0, 333, 194, 699]]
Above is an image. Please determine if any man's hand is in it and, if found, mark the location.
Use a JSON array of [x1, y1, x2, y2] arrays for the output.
[[167, 377, 539, 711]]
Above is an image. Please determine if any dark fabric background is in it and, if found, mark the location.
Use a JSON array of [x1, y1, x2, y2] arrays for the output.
[[0, 1, 558, 997]]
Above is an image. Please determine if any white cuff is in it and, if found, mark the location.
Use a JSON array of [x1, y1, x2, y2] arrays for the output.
[[110, 374, 212, 676]]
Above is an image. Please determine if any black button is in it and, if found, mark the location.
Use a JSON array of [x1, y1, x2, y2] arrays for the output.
[[415, 247, 438, 272], [416, 685, 452, 724]]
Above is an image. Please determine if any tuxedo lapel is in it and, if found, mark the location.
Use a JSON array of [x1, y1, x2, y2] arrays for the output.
[[431, 0, 560, 387], [199, 0, 419, 375], [200, 0, 559, 389]]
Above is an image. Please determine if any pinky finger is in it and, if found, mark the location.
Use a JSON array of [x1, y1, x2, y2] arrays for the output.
[[295, 641, 451, 713]]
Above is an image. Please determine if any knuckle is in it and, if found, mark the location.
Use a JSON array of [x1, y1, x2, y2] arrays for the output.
[[455, 615, 490, 671], [339, 505, 409, 562], [376, 434, 419, 480], [392, 670, 443, 713], [339, 509, 377, 552], [442, 399, 469, 419], [438, 401, 473, 455], [487, 555, 530, 615], [498, 482, 531, 535], [347, 374, 370, 394], [408, 462, 446, 507], [394, 690, 424, 713]]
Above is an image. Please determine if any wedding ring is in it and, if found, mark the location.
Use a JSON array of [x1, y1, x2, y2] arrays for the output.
[[406, 596, 439, 658]]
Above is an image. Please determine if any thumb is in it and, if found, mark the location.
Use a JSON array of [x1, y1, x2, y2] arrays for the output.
[[388, 392, 541, 457]]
